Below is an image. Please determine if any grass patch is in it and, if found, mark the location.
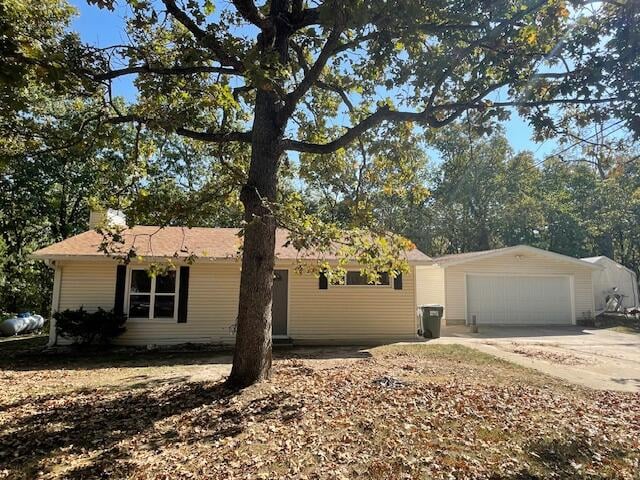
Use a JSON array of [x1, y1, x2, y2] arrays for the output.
[[370, 343, 559, 389], [596, 314, 640, 335], [611, 324, 640, 335], [373, 343, 510, 364]]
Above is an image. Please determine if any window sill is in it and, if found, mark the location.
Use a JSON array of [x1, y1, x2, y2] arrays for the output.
[[330, 285, 393, 289], [127, 318, 178, 323]]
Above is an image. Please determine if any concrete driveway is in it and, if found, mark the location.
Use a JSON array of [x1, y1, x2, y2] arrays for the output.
[[433, 325, 640, 392]]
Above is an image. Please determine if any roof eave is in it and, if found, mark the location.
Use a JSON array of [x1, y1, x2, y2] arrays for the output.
[[32, 253, 433, 266], [30, 253, 241, 263], [434, 245, 603, 270]]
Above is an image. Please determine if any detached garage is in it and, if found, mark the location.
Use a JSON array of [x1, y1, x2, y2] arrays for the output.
[[466, 274, 573, 325], [417, 245, 600, 326]]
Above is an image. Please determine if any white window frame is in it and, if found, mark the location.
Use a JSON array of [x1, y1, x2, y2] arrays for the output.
[[331, 270, 393, 288], [125, 267, 180, 322]]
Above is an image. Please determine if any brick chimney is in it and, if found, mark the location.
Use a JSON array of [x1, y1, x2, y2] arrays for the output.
[[89, 209, 127, 230]]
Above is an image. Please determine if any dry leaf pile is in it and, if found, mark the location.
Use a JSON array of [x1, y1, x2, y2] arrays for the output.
[[504, 345, 591, 365], [0, 345, 638, 479]]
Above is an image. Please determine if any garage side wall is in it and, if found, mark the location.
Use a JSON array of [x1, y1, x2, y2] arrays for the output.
[[443, 252, 594, 324], [415, 266, 445, 307]]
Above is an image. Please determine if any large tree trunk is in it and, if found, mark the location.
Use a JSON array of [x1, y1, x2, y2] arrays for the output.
[[227, 87, 284, 388], [477, 220, 490, 251], [598, 232, 614, 259]]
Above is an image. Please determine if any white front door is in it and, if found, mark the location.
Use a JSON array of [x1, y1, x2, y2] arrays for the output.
[[466, 275, 573, 325]]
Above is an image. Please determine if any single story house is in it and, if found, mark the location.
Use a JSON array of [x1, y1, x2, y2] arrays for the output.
[[33, 226, 432, 346], [416, 245, 601, 326], [34, 227, 606, 346]]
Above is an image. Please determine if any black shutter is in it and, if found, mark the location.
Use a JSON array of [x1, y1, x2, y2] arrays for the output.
[[177, 266, 190, 323], [319, 271, 328, 290], [114, 265, 127, 315], [393, 273, 403, 290]]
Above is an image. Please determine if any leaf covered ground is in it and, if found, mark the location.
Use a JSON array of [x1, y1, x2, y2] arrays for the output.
[[0, 339, 638, 479]]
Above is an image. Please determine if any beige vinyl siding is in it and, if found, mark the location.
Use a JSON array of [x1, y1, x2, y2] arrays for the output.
[[121, 263, 241, 345], [55, 261, 240, 345], [54, 260, 418, 345], [415, 266, 444, 307], [58, 262, 117, 312], [443, 251, 594, 323], [288, 266, 418, 344], [55, 261, 117, 345]]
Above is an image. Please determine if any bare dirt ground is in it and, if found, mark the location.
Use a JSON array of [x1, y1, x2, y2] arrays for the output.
[[437, 325, 640, 392], [0, 337, 639, 479]]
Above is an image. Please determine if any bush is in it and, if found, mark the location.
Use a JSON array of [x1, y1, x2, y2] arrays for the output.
[[54, 307, 126, 345]]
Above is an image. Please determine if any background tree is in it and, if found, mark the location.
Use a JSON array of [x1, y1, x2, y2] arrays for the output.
[[497, 151, 545, 248], [429, 123, 510, 252], [0, 93, 139, 312], [538, 160, 595, 256], [299, 123, 431, 244]]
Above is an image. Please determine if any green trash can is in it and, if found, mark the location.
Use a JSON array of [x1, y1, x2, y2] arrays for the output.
[[419, 304, 443, 338]]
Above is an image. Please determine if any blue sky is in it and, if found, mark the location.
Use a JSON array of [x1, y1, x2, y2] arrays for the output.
[[69, 0, 558, 160]]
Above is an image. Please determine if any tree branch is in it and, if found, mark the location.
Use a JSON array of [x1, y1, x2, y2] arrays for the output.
[[281, 107, 419, 154], [424, 0, 550, 111], [161, 0, 244, 71], [278, 27, 343, 124], [431, 97, 623, 110], [93, 64, 239, 81], [332, 32, 380, 54], [232, 0, 270, 29], [316, 80, 355, 111], [281, 96, 624, 154], [104, 114, 252, 143], [176, 127, 252, 143], [291, 6, 321, 29]]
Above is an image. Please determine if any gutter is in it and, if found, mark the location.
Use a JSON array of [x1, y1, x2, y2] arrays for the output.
[[48, 261, 62, 347]]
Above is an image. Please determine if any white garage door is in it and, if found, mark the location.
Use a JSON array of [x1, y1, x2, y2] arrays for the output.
[[467, 275, 573, 325]]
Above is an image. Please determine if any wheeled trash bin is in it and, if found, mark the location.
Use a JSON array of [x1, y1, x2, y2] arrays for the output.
[[418, 304, 444, 338]]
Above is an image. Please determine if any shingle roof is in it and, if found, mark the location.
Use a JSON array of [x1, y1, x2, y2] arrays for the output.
[[433, 245, 600, 269], [32, 226, 432, 263], [434, 246, 513, 265]]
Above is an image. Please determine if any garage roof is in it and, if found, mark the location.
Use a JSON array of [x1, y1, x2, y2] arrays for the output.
[[433, 245, 601, 270]]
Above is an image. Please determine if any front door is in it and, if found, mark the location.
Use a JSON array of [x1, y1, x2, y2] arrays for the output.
[[272, 269, 288, 336]]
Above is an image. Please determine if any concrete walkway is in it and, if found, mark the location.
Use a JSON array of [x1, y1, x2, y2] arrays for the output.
[[431, 325, 640, 392]]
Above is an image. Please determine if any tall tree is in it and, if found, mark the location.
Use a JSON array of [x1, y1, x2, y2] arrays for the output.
[[539, 160, 596, 256], [299, 123, 431, 246], [4, 0, 638, 386], [0, 93, 140, 312], [430, 124, 511, 252], [498, 151, 546, 248]]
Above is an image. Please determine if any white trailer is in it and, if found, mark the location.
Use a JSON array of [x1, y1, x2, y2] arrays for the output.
[[582, 256, 639, 314]]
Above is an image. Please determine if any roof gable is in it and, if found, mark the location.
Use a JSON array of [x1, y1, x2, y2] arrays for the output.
[[434, 245, 601, 270]]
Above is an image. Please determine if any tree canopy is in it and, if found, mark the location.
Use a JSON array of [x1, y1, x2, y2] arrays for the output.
[[2, 0, 638, 385]]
